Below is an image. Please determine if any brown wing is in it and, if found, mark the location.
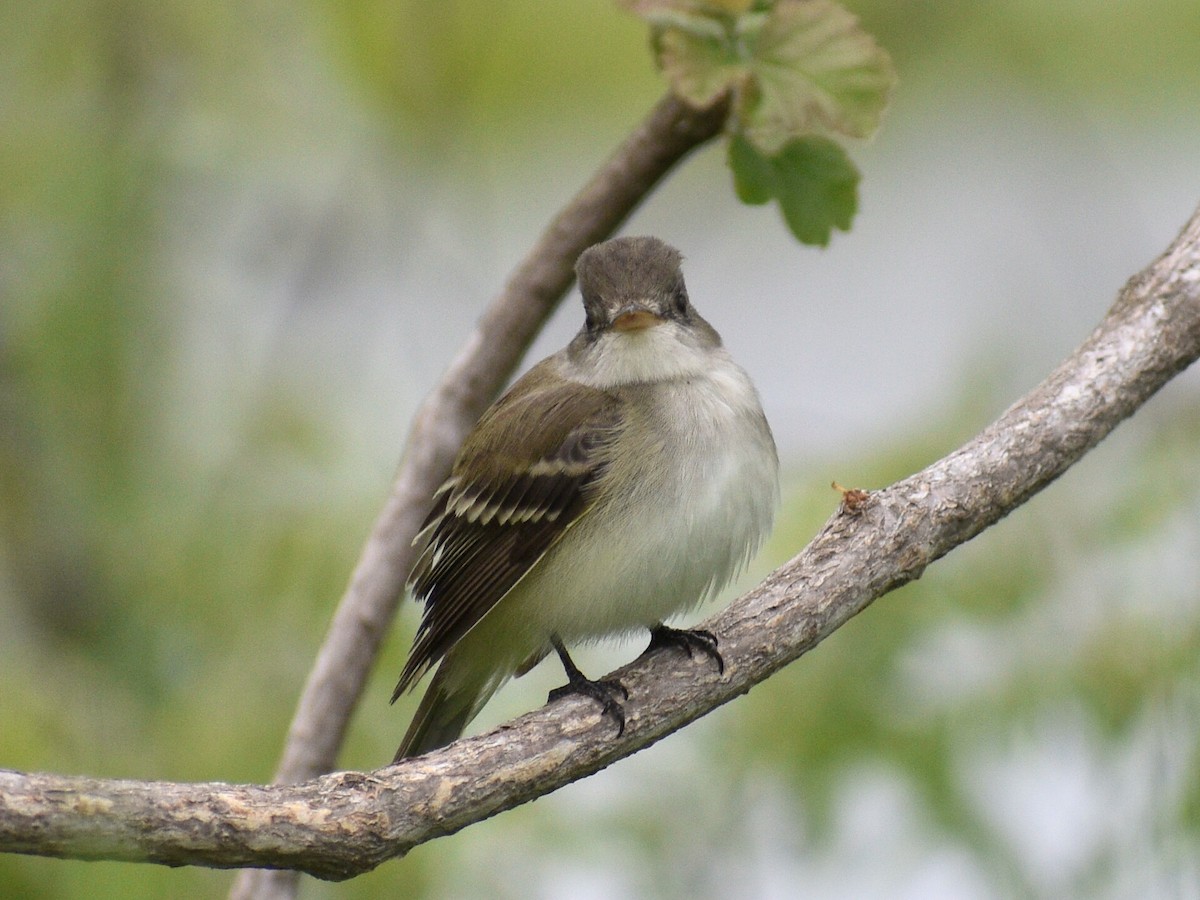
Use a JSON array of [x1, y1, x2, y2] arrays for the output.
[[392, 361, 621, 700]]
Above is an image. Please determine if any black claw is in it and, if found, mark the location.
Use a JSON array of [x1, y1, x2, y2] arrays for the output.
[[548, 676, 628, 736], [646, 624, 725, 675], [549, 635, 629, 736]]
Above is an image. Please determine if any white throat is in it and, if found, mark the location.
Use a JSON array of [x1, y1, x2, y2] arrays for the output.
[[566, 321, 715, 389]]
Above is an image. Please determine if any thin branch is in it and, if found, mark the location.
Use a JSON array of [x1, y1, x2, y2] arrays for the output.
[[3, 205, 1197, 881]]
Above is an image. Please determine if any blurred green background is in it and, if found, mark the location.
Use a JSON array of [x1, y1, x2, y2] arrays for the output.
[[2, 1, 1199, 897]]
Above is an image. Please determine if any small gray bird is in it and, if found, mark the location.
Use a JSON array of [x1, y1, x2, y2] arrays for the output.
[[391, 236, 778, 760]]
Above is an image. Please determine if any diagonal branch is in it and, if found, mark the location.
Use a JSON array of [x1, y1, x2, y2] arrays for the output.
[[3, 204, 1197, 881]]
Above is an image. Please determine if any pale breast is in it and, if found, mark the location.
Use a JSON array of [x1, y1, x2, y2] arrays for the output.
[[506, 357, 779, 643]]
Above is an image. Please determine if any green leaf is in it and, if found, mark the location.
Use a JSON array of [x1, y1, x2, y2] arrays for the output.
[[626, 2, 761, 108], [627, 0, 889, 245], [729, 129, 775, 204], [632, 0, 895, 153], [741, 0, 896, 152], [657, 21, 744, 108], [728, 132, 859, 246]]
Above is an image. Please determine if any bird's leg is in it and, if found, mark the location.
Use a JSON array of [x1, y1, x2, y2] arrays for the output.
[[645, 623, 725, 675], [548, 635, 629, 736]]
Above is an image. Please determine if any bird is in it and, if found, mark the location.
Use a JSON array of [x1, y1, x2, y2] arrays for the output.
[[390, 235, 779, 761]]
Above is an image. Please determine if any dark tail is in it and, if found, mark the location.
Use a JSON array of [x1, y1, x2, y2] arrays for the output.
[[393, 662, 494, 762]]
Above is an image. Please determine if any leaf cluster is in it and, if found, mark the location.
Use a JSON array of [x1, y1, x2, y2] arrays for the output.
[[623, 0, 895, 244]]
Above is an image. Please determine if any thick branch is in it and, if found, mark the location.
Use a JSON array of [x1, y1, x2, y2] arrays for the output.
[[3, 205, 1198, 880]]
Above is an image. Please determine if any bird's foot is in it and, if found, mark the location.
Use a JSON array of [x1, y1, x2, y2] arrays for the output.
[[549, 635, 629, 736], [548, 674, 629, 736], [646, 624, 725, 675]]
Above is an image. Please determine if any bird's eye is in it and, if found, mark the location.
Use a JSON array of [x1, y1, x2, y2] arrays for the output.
[[581, 295, 601, 332], [672, 286, 688, 315]]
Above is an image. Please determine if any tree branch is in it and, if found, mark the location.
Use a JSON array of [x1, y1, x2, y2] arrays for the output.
[[3, 205, 1198, 881]]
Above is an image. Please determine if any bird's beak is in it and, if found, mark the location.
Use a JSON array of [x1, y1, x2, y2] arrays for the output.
[[612, 307, 664, 332]]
